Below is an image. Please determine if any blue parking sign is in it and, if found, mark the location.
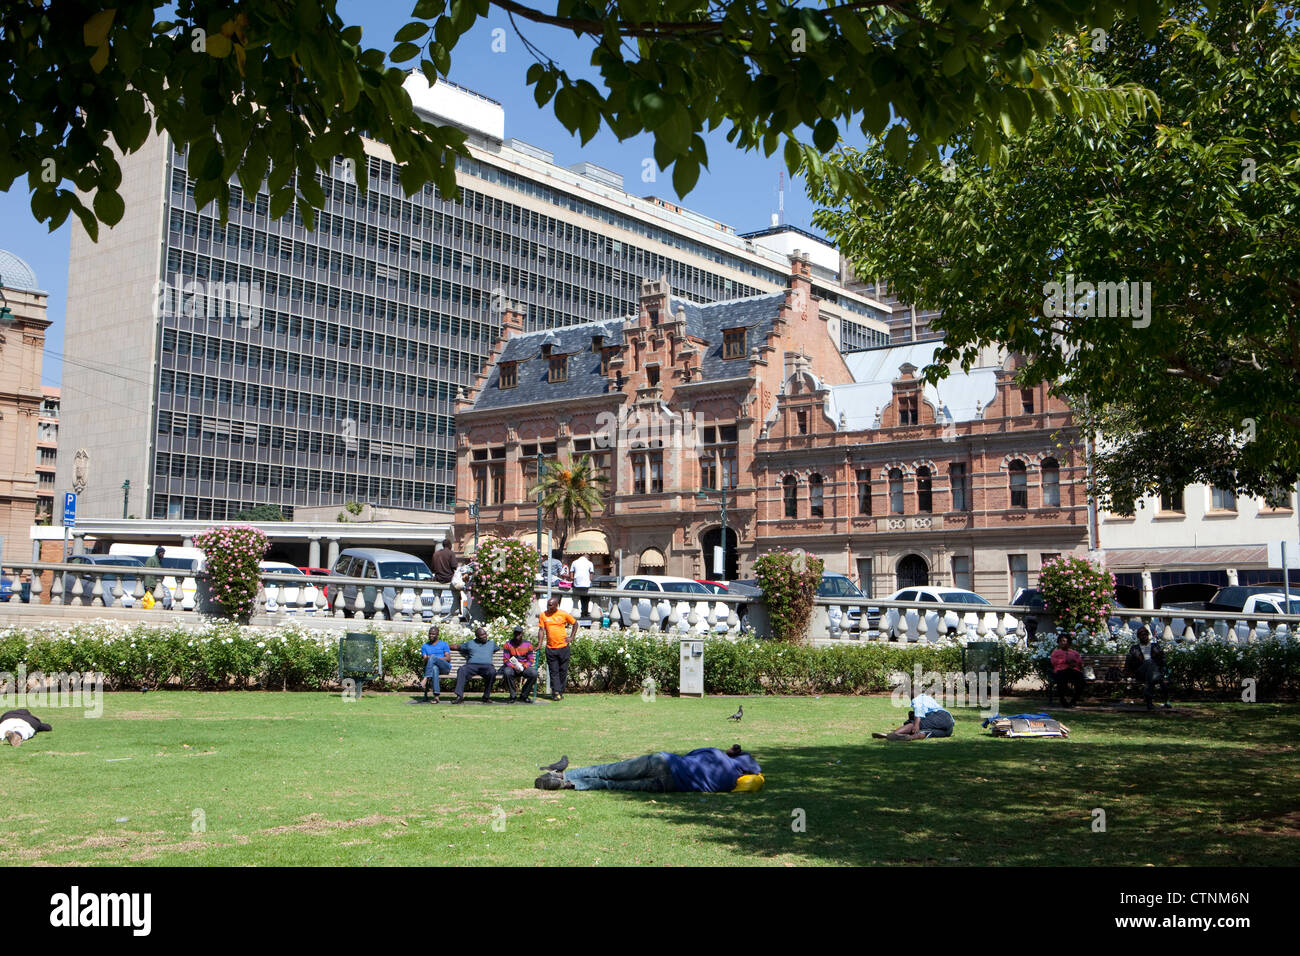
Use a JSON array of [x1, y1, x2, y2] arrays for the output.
[[63, 492, 77, 528]]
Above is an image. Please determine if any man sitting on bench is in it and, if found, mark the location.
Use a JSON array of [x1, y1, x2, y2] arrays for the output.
[[1050, 634, 1085, 707], [452, 627, 500, 704], [1126, 626, 1171, 711]]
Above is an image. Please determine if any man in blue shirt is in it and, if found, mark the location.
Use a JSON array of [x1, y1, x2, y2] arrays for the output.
[[419, 625, 452, 702], [535, 744, 760, 792]]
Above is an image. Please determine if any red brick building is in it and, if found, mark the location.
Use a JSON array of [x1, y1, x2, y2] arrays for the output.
[[454, 255, 1088, 597]]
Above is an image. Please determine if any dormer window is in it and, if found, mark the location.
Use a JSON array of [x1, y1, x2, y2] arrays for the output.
[[600, 347, 614, 377], [499, 362, 517, 390], [648, 307, 659, 326], [548, 355, 568, 383], [723, 328, 746, 360], [898, 395, 918, 425]]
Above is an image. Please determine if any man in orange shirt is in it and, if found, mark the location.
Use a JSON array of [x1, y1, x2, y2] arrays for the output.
[[538, 595, 579, 700]]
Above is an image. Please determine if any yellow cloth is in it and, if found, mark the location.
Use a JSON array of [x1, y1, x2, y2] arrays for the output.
[[732, 773, 765, 792]]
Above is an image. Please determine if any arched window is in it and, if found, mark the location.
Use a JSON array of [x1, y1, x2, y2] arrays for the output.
[[809, 474, 824, 517], [783, 476, 798, 518], [896, 554, 929, 589], [916, 466, 932, 514], [889, 468, 904, 514], [1009, 460, 1028, 509], [1041, 458, 1060, 507]]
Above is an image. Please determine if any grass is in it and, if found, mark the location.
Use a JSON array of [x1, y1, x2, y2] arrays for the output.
[[2, 691, 1297, 866]]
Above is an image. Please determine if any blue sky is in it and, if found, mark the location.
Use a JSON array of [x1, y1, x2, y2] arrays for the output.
[[0, 5, 824, 388]]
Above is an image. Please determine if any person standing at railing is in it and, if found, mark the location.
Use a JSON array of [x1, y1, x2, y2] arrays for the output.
[[539, 595, 578, 701], [570, 553, 594, 619], [432, 538, 459, 618], [142, 546, 173, 610]]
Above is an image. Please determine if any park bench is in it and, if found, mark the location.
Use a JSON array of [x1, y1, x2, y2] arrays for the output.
[[1045, 653, 1171, 704], [435, 647, 539, 701]]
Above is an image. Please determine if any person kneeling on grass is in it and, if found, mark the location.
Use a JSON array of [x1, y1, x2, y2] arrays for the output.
[[1, 709, 52, 747], [873, 691, 955, 741], [535, 744, 761, 792]]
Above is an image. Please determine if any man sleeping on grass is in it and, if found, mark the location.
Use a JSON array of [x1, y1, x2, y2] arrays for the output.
[[534, 744, 763, 792]]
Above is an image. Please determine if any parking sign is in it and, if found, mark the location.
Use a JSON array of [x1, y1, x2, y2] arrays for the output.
[[63, 492, 77, 528]]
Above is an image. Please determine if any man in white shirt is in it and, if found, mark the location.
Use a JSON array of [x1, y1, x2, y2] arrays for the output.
[[1, 709, 52, 747], [875, 692, 956, 740], [570, 554, 595, 619]]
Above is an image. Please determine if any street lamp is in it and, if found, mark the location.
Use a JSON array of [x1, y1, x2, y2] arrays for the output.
[[536, 450, 552, 605], [122, 479, 131, 519], [453, 497, 480, 553], [696, 484, 730, 580]]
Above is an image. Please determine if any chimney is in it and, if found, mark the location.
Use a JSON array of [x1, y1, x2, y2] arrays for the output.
[[639, 275, 670, 326], [502, 300, 527, 338]]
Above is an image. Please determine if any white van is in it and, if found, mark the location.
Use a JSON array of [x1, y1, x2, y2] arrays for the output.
[[108, 544, 206, 607]]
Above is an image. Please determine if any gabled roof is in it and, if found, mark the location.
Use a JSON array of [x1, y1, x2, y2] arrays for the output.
[[469, 290, 788, 410]]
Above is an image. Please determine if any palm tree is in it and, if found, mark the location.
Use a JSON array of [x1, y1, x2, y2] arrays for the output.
[[529, 454, 608, 555]]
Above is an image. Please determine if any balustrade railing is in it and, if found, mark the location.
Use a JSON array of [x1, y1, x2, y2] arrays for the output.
[[3, 560, 1298, 645]]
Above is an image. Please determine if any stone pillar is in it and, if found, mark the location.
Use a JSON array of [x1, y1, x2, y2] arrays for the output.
[[32, 540, 40, 562], [1141, 570, 1155, 610], [72, 532, 86, 556], [327, 537, 340, 568], [1226, 567, 1239, 586], [308, 535, 321, 567], [182, 535, 194, 548]]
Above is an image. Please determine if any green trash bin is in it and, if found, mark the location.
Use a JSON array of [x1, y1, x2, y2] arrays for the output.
[[339, 632, 382, 698]]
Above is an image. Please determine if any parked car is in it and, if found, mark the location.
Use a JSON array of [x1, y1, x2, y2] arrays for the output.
[[881, 587, 1017, 642], [298, 567, 332, 603], [817, 572, 865, 632], [616, 576, 729, 633], [1162, 585, 1286, 613], [259, 561, 320, 611], [62, 554, 146, 606], [329, 548, 436, 619]]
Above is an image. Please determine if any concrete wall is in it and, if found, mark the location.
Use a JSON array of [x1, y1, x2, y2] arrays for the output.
[[56, 133, 169, 519]]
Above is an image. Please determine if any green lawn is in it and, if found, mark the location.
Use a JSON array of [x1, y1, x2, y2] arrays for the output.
[[3, 692, 1296, 866]]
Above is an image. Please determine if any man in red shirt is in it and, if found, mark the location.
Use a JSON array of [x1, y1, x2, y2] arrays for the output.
[[1049, 634, 1085, 707], [538, 595, 578, 700]]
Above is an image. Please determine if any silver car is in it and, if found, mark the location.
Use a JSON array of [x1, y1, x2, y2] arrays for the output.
[[330, 548, 437, 620]]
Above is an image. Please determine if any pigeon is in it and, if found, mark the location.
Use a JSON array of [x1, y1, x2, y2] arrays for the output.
[[540, 755, 569, 773], [727, 705, 743, 721]]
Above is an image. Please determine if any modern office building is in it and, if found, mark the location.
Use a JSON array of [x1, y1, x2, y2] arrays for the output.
[[839, 257, 944, 345], [0, 250, 51, 566], [57, 75, 889, 521]]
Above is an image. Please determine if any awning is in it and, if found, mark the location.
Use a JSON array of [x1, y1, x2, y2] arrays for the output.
[[519, 531, 553, 556], [1104, 545, 1268, 570], [565, 530, 609, 555], [638, 547, 666, 568]]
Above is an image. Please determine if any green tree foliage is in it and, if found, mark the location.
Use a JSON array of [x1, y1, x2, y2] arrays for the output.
[[232, 504, 288, 522], [812, 1, 1300, 509], [3, 0, 1168, 236], [529, 455, 608, 553]]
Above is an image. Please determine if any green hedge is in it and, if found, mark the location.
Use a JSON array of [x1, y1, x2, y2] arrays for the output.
[[0, 621, 1031, 695]]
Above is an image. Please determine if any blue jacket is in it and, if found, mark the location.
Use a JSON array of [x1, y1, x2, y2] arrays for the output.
[[667, 748, 761, 792]]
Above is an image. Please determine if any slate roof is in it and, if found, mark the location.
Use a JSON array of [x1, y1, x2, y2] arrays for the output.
[[830, 339, 999, 429], [469, 292, 786, 411]]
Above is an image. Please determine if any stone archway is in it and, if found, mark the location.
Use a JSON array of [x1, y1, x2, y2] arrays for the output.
[[698, 526, 739, 581], [896, 553, 929, 590]]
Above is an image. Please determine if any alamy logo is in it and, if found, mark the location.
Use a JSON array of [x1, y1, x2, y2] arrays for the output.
[[152, 274, 263, 327], [1042, 274, 1152, 328], [49, 886, 151, 936], [0, 665, 103, 717], [890, 664, 999, 716]]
